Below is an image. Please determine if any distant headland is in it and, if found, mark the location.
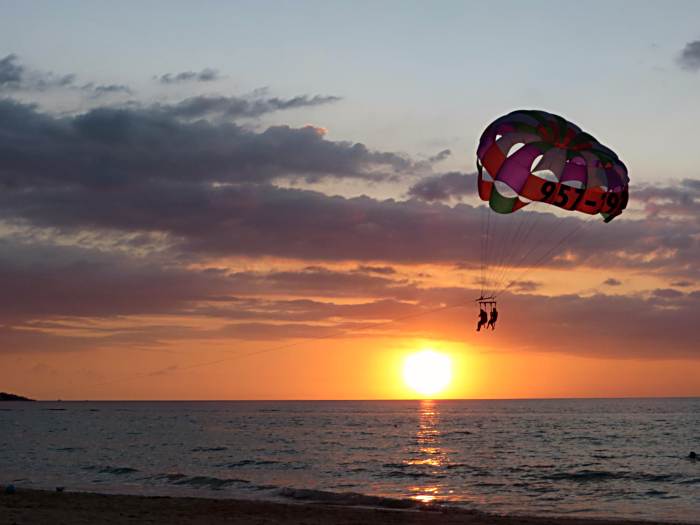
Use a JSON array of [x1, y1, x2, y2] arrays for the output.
[[0, 392, 35, 401]]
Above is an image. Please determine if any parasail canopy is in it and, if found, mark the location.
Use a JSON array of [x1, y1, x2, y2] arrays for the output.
[[476, 109, 629, 222], [475, 110, 630, 302]]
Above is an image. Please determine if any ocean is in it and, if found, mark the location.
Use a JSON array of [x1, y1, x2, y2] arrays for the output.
[[1, 398, 698, 522]]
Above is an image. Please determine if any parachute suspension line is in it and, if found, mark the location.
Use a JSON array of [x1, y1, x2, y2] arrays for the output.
[[481, 205, 492, 297], [496, 205, 545, 290], [507, 209, 545, 290], [488, 207, 535, 297], [488, 210, 505, 296], [492, 209, 570, 295], [486, 215, 510, 297], [494, 215, 597, 298], [496, 221, 586, 298], [483, 206, 489, 296], [492, 210, 535, 294], [490, 207, 544, 297], [480, 203, 486, 297], [482, 206, 535, 299], [487, 210, 509, 298]]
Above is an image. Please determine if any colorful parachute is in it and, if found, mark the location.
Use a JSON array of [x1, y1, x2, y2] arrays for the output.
[[474, 110, 630, 303], [476, 110, 629, 222]]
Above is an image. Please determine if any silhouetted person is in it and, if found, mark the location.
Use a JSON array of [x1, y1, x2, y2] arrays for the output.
[[487, 306, 498, 330], [477, 308, 488, 331]]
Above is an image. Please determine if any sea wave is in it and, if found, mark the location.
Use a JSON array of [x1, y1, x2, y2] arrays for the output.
[[678, 478, 700, 485], [444, 430, 473, 436], [543, 470, 684, 483], [221, 459, 281, 468], [172, 475, 250, 489], [148, 473, 251, 489], [277, 487, 419, 508], [83, 465, 139, 475], [383, 470, 444, 479]]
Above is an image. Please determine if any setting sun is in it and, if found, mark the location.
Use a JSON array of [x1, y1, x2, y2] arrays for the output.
[[403, 350, 452, 397]]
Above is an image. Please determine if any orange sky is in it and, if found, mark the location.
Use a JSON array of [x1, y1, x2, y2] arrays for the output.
[[4, 333, 699, 400], [3, 253, 698, 400]]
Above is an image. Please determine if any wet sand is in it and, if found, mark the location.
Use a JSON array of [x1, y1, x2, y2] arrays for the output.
[[0, 489, 690, 525]]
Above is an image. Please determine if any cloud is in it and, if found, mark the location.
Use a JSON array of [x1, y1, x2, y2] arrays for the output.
[[190, 297, 419, 323], [12, 97, 694, 283], [0, 237, 229, 323], [2, 168, 698, 283], [651, 288, 684, 299], [157, 68, 222, 84], [374, 286, 700, 359], [355, 265, 397, 275], [408, 172, 477, 201], [0, 182, 481, 263], [1, 231, 698, 359], [510, 280, 540, 292], [0, 54, 132, 98], [0, 233, 423, 326], [428, 149, 451, 163], [603, 278, 622, 286], [671, 280, 693, 287], [635, 178, 700, 220], [10, 278, 700, 359], [486, 289, 700, 359], [0, 326, 105, 354], [678, 40, 700, 71], [81, 83, 133, 98], [0, 54, 23, 87], [0, 53, 76, 92], [223, 266, 411, 298], [162, 93, 341, 119], [0, 99, 415, 195]]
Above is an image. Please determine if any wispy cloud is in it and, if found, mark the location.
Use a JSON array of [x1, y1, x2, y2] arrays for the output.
[[80, 82, 133, 98], [161, 93, 341, 119], [156, 68, 222, 84], [0, 54, 133, 98]]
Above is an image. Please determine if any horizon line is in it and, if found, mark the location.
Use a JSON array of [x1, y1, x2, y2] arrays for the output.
[[21, 395, 700, 402]]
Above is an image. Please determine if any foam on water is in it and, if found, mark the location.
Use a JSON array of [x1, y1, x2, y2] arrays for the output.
[[1, 398, 698, 522]]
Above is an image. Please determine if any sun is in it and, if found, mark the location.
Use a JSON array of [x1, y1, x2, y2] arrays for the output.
[[403, 350, 452, 397]]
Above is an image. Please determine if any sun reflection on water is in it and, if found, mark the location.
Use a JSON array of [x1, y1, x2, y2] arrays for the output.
[[408, 399, 449, 504]]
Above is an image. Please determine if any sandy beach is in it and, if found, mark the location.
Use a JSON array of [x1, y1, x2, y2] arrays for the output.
[[0, 489, 692, 525]]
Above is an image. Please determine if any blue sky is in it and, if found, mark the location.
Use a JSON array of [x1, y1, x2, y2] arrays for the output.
[[2, 0, 699, 184]]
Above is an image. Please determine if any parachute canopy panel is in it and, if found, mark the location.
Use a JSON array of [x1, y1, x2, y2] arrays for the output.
[[476, 110, 629, 222]]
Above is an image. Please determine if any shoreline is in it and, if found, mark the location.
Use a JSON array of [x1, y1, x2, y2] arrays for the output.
[[1, 488, 695, 525]]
